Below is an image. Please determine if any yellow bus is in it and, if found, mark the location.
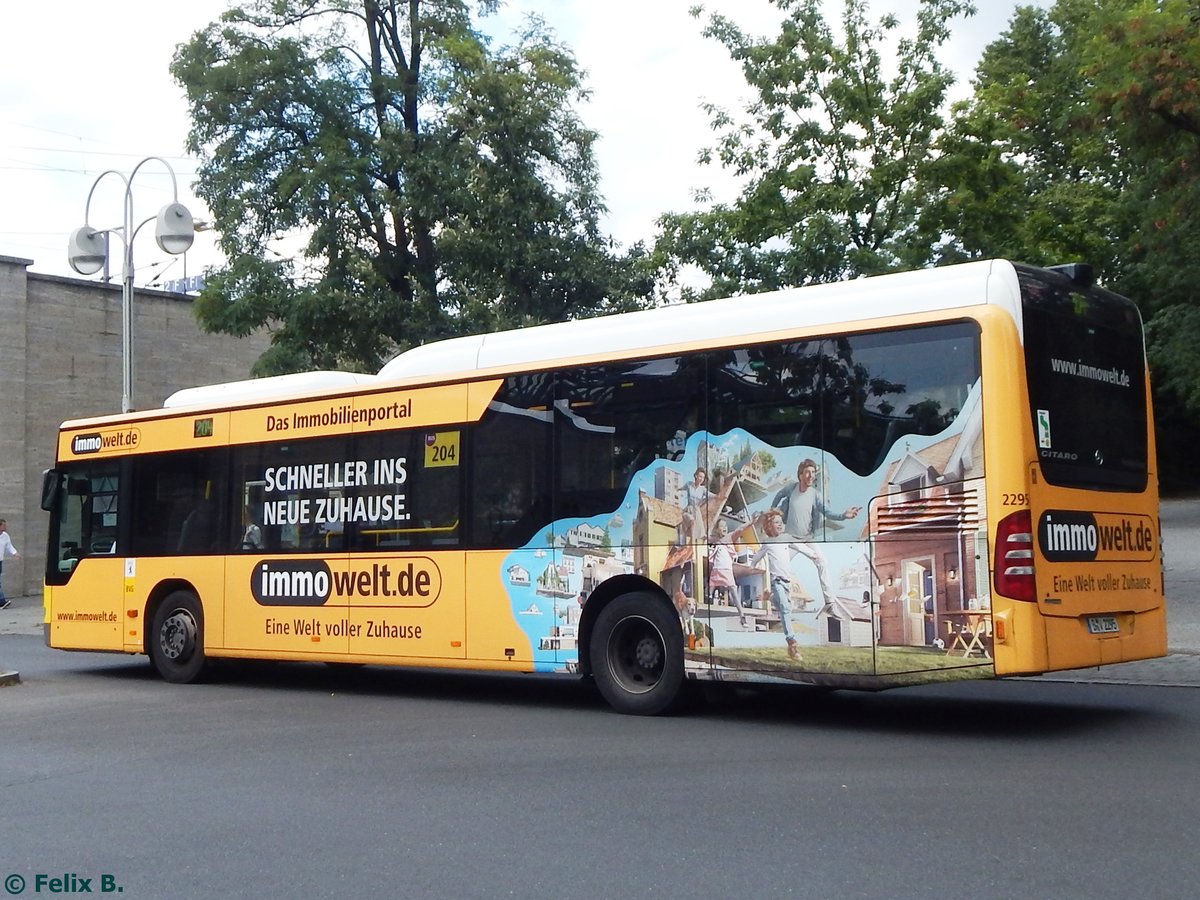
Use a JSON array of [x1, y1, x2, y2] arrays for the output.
[[41, 259, 1165, 714]]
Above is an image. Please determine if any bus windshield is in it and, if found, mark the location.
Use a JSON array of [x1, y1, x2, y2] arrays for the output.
[[1019, 267, 1149, 491]]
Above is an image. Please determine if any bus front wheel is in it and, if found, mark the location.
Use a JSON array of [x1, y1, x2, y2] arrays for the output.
[[149, 591, 206, 684], [590, 592, 684, 715]]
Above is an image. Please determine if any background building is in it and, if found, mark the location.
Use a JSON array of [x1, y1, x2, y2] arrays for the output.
[[0, 255, 270, 598]]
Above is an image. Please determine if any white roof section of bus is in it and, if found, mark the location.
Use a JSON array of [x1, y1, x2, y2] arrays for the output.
[[158, 259, 1020, 411], [378, 258, 1022, 381], [163, 370, 378, 409]]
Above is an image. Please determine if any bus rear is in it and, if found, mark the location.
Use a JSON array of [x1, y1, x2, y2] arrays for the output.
[[992, 264, 1165, 674]]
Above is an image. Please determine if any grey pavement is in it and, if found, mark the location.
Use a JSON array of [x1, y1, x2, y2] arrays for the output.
[[4, 496, 1200, 687], [1, 593, 43, 639], [1, 595, 42, 686]]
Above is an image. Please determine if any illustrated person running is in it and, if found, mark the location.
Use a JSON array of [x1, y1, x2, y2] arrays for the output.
[[768, 458, 860, 613], [0, 517, 20, 610]]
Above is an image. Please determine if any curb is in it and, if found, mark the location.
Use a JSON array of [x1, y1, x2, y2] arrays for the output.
[[0, 669, 20, 687]]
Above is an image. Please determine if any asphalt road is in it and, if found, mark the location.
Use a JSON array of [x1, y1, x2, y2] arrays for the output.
[[2, 636, 1200, 899], [2, 499, 1200, 898]]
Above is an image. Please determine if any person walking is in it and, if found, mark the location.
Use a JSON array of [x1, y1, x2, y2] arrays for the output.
[[0, 518, 19, 609]]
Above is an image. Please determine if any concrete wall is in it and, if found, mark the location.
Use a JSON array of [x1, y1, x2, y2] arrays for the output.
[[0, 255, 271, 598]]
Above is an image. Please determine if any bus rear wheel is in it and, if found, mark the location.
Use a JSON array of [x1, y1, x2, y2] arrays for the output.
[[590, 592, 684, 715], [149, 591, 206, 684]]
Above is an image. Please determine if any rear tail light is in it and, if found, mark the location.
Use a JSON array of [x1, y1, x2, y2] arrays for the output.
[[994, 509, 1035, 602]]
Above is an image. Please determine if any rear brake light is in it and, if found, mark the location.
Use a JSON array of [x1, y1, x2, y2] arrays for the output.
[[994, 509, 1035, 602]]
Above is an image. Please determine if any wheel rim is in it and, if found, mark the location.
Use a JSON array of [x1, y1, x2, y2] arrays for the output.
[[605, 615, 665, 695], [160, 608, 198, 662]]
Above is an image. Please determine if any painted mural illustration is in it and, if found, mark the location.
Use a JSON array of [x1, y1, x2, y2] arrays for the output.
[[501, 379, 992, 684]]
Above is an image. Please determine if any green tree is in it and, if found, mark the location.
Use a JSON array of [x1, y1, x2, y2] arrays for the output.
[[933, 0, 1200, 311], [935, 0, 1200, 487], [172, 0, 652, 374], [1088, 0, 1200, 489], [1082, 0, 1200, 396], [654, 0, 975, 299], [928, 2, 1134, 273]]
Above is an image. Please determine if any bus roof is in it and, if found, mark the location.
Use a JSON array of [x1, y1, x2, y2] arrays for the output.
[[163, 371, 377, 409], [135, 258, 1019, 418], [377, 258, 1022, 381]]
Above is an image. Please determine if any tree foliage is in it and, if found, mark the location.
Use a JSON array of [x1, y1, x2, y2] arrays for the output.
[[654, 0, 975, 298], [928, 2, 1132, 272], [932, 0, 1200, 485], [173, 0, 651, 374], [1081, 1, 1200, 300], [1092, 1, 1200, 488]]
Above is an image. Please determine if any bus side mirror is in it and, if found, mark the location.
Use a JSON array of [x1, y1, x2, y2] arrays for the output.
[[41, 469, 60, 511]]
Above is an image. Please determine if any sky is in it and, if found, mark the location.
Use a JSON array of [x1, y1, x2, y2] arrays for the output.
[[0, 0, 1042, 288]]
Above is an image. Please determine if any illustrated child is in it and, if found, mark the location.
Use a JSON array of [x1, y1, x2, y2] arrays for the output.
[[708, 516, 756, 625], [749, 508, 810, 661], [679, 467, 711, 542]]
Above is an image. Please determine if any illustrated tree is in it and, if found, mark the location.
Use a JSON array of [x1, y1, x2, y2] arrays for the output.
[[172, 0, 652, 374], [654, 0, 976, 299]]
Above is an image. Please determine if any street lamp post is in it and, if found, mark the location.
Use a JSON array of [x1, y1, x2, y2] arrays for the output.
[[68, 157, 196, 413]]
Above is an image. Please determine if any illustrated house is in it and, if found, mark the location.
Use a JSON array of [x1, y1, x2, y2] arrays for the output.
[[867, 386, 987, 652], [565, 523, 606, 549], [572, 548, 630, 603], [633, 489, 684, 589], [536, 562, 574, 599]]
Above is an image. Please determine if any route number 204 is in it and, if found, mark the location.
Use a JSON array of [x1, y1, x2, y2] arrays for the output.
[[424, 431, 461, 469]]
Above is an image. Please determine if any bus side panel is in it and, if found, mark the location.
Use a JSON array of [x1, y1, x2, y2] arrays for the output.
[[45, 559, 126, 651], [347, 552, 467, 661], [870, 481, 994, 680], [222, 553, 350, 657], [123, 558, 228, 654], [465, 550, 543, 670], [215, 551, 474, 663]]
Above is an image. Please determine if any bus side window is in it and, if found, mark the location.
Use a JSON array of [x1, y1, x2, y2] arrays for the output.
[[555, 355, 702, 521], [47, 464, 120, 577], [709, 342, 820, 450], [471, 374, 554, 549], [348, 431, 461, 550], [819, 324, 981, 477], [132, 449, 226, 556]]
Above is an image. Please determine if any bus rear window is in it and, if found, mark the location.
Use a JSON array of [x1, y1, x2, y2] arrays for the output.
[[1019, 267, 1148, 491]]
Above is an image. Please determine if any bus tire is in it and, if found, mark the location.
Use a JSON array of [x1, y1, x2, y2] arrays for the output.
[[149, 590, 206, 684], [590, 591, 684, 715]]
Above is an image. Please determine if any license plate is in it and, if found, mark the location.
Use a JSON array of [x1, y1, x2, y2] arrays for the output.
[[1086, 615, 1119, 634]]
